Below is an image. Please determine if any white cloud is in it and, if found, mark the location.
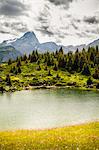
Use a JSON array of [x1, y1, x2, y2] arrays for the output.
[[0, 0, 99, 45], [69, 0, 99, 18]]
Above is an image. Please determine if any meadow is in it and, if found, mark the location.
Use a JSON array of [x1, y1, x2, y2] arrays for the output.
[[0, 122, 98, 150]]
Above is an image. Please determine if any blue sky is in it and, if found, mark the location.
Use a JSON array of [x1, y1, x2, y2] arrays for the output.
[[0, 0, 99, 45]]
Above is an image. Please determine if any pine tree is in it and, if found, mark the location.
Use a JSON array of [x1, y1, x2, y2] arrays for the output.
[[56, 73, 60, 79], [53, 63, 58, 71], [82, 64, 91, 76], [17, 59, 21, 67], [48, 70, 52, 76], [6, 74, 11, 86], [23, 54, 27, 61], [58, 57, 66, 68], [87, 77, 93, 85], [59, 47, 64, 54], [30, 52, 38, 63], [18, 66, 21, 73], [8, 59, 12, 65], [72, 54, 79, 72]]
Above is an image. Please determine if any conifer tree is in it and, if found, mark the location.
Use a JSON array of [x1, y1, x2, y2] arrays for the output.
[[6, 74, 11, 86], [82, 64, 91, 76], [18, 66, 21, 73], [53, 63, 58, 71], [8, 59, 12, 65], [87, 77, 93, 85], [17, 59, 21, 67]]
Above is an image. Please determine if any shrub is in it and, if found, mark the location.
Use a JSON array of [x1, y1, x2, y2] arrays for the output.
[[87, 77, 93, 85], [93, 69, 99, 79], [96, 83, 99, 89], [48, 70, 52, 76]]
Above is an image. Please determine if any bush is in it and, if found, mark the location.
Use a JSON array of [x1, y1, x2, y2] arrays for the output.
[[0, 86, 4, 93], [93, 69, 99, 79], [36, 65, 41, 71], [96, 83, 99, 89], [87, 77, 93, 85], [44, 66, 48, 71]]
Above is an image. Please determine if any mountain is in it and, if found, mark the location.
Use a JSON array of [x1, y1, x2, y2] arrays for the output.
[[0, 46, 21, 62], [36, 42, 61, 52], [0, 32, 39, 55], [0, 31, 86, 55], [87, 38, 99, 48], [0, 32, 40, 63], [0, 31, 99, 62], [61, 44, 86, 53], [11, 32, 39, 55]]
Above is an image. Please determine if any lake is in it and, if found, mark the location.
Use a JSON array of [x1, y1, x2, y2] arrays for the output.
[[0, 89, 99, 130]]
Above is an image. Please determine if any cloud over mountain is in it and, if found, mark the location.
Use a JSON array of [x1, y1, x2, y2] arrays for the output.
[[0, 0, 99, 46]]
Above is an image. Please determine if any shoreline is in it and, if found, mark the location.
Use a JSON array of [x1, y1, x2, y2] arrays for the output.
[[0, 84, 99, 93], [0, 120, 98, 132]]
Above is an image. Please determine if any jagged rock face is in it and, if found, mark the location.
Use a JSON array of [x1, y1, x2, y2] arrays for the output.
[[11, 32, 40, 55]]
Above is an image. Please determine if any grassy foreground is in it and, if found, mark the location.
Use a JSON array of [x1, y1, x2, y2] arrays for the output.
[[0, 122, 99, 150]]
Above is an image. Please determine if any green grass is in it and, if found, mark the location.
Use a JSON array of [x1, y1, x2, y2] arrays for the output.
[[0, 122, 98, 150], [0, 61, 99, 92]]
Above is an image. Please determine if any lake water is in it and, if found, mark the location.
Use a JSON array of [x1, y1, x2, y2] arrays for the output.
[[0, 89, 99, 130]]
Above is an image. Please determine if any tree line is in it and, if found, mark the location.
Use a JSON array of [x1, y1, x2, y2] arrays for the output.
[[6, 46, 99, 86]]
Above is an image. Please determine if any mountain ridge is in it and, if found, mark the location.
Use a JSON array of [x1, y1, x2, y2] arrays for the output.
[[0, 45, 21, 62], [0, 31, 99, 62]]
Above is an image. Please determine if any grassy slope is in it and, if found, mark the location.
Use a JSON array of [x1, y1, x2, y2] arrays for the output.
[[0, 61, 99, 92], [0, 122, 98, 150]]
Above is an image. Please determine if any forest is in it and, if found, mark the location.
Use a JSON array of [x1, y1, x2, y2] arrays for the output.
[[0, 46, 99, 92]]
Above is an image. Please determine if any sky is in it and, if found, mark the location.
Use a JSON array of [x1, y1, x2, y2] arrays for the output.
[[0, 0, 99, 45]]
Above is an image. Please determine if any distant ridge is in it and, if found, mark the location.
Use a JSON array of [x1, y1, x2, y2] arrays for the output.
[[0, 31, 99, 62]]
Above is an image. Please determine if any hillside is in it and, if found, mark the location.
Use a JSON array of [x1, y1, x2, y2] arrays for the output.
[[0, 46, 21, 62], [0, 46, 99, 92]]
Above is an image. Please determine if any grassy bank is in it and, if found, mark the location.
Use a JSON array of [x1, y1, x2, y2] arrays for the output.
[[0, 122, 99, 150], [0, 60, 99, 92]]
